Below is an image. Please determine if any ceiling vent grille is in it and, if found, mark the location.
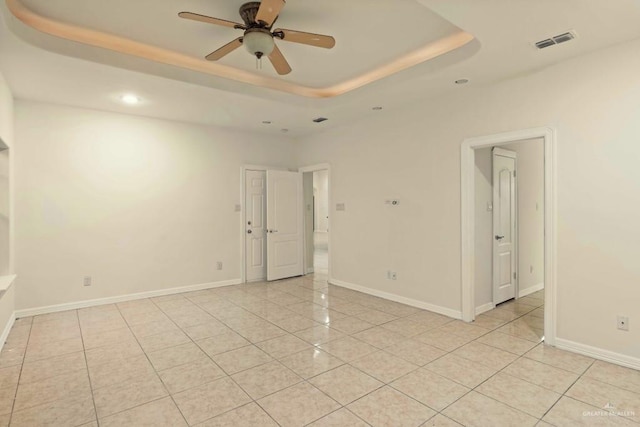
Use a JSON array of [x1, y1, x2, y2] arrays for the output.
[[535, 31, 576, 49]]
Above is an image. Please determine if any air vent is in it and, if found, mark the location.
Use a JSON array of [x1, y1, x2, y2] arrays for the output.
[[313, 117, 328, 123], [535, 31, 576, 49]]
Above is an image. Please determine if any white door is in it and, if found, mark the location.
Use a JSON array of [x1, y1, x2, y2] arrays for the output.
[[266, 170, 303, 281], [493, 147, 517, 304], [245, 170, 267, 282]]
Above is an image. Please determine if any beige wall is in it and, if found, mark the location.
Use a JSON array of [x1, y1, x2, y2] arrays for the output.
[[0, 71, 15, 339], [474, 139, 544, 310], [296, 38, 640, 359], [14, 101, 296, 310]]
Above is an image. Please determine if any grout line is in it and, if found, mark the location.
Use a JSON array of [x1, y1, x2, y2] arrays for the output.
[[5, 317, 32, 427], [75, 309, 101, 427]]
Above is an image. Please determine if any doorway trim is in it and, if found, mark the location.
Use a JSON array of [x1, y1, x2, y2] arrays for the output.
[[298, 163, 331, 280], [461, 127, 557, 345]]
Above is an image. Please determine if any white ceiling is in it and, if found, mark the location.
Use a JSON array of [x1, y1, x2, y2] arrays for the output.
[[1, 0, 640, 137]]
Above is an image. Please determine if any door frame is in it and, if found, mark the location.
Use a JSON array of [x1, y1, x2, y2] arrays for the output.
[[461, 127, 557, 346], [298, 163, 331, 279], [492, 147, 518, 306], [240, 164, 287, 284]]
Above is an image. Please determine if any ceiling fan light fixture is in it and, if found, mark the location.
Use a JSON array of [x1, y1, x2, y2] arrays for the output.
[[243, 30, 274, 58]]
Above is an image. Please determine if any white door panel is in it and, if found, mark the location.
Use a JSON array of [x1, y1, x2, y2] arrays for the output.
[[267, 170, 303, 281], [493, 148, 517, 304], [245, 170, 266, 282]]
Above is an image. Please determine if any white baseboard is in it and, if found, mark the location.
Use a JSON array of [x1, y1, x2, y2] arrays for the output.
[[519, 283, 544, 298], [329, 278, 462, 320], [0, 312, 16, 353], [15, 279, 242, 318], [475, 302, 495, 316], [554, 338, 640, 371]]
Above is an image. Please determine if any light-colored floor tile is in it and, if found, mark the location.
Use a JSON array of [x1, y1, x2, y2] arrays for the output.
[[424, 354, 497, 388], [353, 327, 406, 349], [327, 317, 374, 335], [9, 394, 96, 427], [584, 360, 640, 394], [82, 327, 136, 350], [0, 387, 15, 416], [256, 334, 313, 359], [310, 365, 383, 405], [0, 365, 20, 390], [471, 314, 508, 330], [212, 345, 273, 375], [350, 350, 419, 383], [137, 329, 191, 353], [93, 372, 168, 418], [196, 330, 250, 356], [268, 314, 318, 333], [280, 348, 345, 379], [348, 386, 436, 427], [147, 342, 207, 371], [14, 369, 91, 412], [129, 318, 180, 339], [452, 341, 518, 370], [308, 408, 369, 427], [319, 336, 378, 362], [476, 330, 538, 355], [436, 321, 491, 341], [158, 357, 226, 395], [414, 329, 473, 352], [19, 351, 86, 385], [89, 354, 155, 390], [543, 396, 637, 426], [84, 340, 144, 368], [502, 357, 580, 394], [182, 320, 230, 341], [391, 368, 469, 411], [566, 376, 640, 423], [443, 391, 538, 427], [384, 339, 446, 366], [0, 347, 25, 369], [355, 309, 398, 325], [477, 372, 561, 418], [24, 337, 84, 362], [196, 402, 278, 426], [257, 382, 340, 427], [525, 343, 595, 374], [422, 414, 464, 426], [231, 360, 302, 399], [381, 318, 436, 337], [497, 321, 544, 342], [99, 396, 187, 427], [233, 323, 287, 343], [173, 377, 251, 425], [295, 325, 345, 345]]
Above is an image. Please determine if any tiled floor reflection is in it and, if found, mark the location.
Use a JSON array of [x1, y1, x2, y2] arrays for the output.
[[0, 275, 638, 426]]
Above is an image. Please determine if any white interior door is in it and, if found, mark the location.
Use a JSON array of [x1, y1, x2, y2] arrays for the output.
[[267, 170, 303, 281], [245, 170, 267, 282], [493, 148, 517, 304]]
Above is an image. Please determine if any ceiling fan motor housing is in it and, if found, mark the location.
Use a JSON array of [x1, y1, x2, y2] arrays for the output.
[[239, 2, 263, 27]]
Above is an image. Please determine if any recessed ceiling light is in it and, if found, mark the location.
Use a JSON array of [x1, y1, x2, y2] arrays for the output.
[[372, 106, 383, 111], [120, 94, 141, 105], [262, 121, 272, 124], [455, 79, 470, 85]]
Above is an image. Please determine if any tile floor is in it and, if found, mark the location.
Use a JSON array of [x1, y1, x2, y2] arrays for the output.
[[0, 274, 638, 426]]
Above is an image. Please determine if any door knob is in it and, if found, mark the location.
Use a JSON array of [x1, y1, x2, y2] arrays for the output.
[[247, 230, 252, 234], [495, 235, 504, 240]]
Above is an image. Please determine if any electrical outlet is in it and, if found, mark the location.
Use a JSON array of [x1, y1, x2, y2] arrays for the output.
[[617, 316, 629, 331], [216, 262, 223, 270], [387, 271, 397, 280], [83, 276, 92, 287]]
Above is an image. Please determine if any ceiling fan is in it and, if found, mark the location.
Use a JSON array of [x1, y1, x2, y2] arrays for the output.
[[179, 0, 336, 75]]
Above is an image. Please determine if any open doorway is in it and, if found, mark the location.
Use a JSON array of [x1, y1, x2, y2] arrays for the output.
[[474, 139, 545, 342], [461, 128, 556, 345], [300, 164, 330, 279]]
